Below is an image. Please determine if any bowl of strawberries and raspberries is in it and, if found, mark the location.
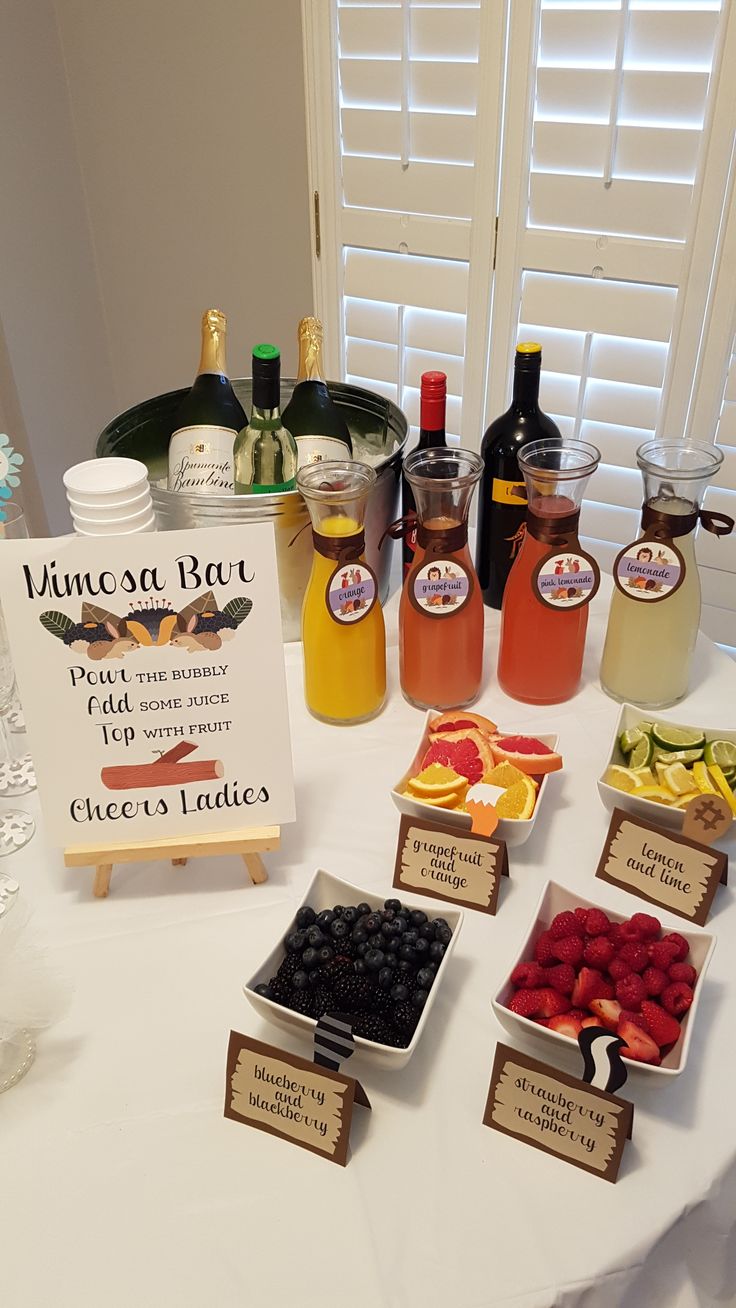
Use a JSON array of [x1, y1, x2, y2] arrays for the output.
[[492, 881, 715, 1076]]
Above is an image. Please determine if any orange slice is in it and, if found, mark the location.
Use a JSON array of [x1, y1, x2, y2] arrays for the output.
[[403, 788, 465, 809], [407, 763, 465, 797], [483, 761, 538, 790], [495, 777, 536, 820]]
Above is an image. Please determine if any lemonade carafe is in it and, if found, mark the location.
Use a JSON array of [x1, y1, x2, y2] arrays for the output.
[[297, 461, 386, 724], [497, 439, 601, 704], [398, 447, 484, 710], [600, 441, 734, 708]]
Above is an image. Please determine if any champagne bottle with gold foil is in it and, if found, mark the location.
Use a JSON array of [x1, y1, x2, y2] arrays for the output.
[[281, 317, 352, 467], [167, 309, 245, 494]]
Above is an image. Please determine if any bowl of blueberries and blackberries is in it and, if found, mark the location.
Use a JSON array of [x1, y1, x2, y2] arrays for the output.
[[244, 869, 464, 1069]]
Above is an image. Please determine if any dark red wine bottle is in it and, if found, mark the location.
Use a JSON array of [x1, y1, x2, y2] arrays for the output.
[[402, 371, 447, 576], [476, 343, 562, 608]]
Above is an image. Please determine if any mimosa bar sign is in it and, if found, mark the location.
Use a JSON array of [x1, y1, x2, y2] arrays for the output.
[[0, 524, 295, 844]]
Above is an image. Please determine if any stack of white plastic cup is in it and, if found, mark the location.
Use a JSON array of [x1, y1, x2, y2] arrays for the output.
[[63, 458, 155, 535]]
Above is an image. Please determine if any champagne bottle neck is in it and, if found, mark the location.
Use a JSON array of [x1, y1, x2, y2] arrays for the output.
[[296, 328, 326, 382], [198, 319, 228, 376]]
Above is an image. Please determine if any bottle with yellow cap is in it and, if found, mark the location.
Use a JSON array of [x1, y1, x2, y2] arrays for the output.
[[476, 342, 562, 608]]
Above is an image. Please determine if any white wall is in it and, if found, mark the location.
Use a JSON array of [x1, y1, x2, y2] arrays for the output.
[[0, 0, 313, 533]]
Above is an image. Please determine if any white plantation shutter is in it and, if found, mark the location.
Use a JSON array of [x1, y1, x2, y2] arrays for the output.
[[698, 332, 736, 651]]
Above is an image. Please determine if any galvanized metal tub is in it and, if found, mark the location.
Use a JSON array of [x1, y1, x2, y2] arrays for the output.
[[96, 379, 407, 641]]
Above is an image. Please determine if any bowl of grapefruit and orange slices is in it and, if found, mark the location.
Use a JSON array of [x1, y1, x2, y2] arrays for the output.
[[391, 710, 562, 848]]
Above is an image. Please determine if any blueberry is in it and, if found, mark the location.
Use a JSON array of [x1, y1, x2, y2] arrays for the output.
[[398, 906, 411, 920], [429, 940, 446, 963], [397, 959, 413, 975], [318, 945, 334, 966], [414, 938, 430, 960], [390, 983, 409, 1003], [254, 983, 273, 999], [368, 933, 384, 949], [332, 904, 345, 917], [410, 909, 428, 927], [316, 910, 335, 929], [285, 930, 307, 954], [292, 970, 309, 990], [386, 938, 400, 954], [385, 952, 398, 969], [399, 944, 417, 964], [378, 966, 394, 990], [354, 959, 367, 976], [351, 927, 368, 946], [434, 918, 449, 931], [391, 917, 406, 935], [342, 906, 359, 925], [365, 948, 385, 972], [416, 967, 435, 990], [295, 906, 316, 930], [364, 914, 382, 934], [384, 898, 402, 912], [306, 926, 326, 948], [302, 947, 320, 970], [356, 942, 369, 957], [331, 919, 350, 941], [420, 922, 436, 940], [356, 902, 371, 917], [411, 988, 428, 1010], [437, 926, 453, 945], [402, 929, 418, 946]]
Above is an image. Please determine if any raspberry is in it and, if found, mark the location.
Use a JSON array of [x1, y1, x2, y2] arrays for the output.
[[663, 932, 689, 962], [546, 963, 575, 995], [550, 911, 584, 940], [608, 922, 626, 948], [619, 942, 649, 973], [661, 982, 694, 1017], [668, 962, 697, 987], [642, 966, 668, 996], [510, 961, 547, 989], [584, 909, 611, 938], [508, 989, 541, 1017], [574, 907, 590, 928], [550, 935, 585, 966], [615, 973, 647, 1010], [641, 1000, 682, 1048], [608, 956, 633, 982], [584, 936, 615, 969], [630, 912, 661, 939], [648, 940, 681, 970], [619, 919, 645, 943], [534, 930, 556, 966]]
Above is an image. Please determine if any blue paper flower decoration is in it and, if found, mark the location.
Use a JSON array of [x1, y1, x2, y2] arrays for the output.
[[0, 433, 23, 520]]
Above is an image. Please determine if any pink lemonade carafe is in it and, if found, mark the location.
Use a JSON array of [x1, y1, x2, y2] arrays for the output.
[[497, 439, 601, 704]]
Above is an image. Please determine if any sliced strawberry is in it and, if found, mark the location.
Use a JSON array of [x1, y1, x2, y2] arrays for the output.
[[571, 967, 614, 1009], [547, 1013, 583, 1040], [589, 998, 622, 1031], [640, 1000, 682, 1049], [618, 1018, 661, 1064], [618, 1009, 648, 1031], [581, 1015, 604, 1029], [535, 987, 571, 1018]]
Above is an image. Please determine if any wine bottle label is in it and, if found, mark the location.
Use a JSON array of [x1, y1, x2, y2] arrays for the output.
[[168, 425, 235, 493], [410, 557, 473, 618], [613, 538, 685, 603], [326, 562, 377, 625], [532, 550, 600, 611], [295, 434, 351, 467], [492, 477, 527, 506]]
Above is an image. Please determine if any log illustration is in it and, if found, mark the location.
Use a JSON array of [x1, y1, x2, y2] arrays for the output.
[[101, 740, 223, 791]]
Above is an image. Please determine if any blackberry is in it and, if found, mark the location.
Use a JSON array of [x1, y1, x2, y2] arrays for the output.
[[277, 953, 303, 981], [289, 989, 315, 1017], [312, 986, 334, 1018], [352, 1014, 396, 1045], [332, 971, 376, 1012], [268, 974, 291, 1002], [393, 1001, 418, 1036], [369, 986, 392, 1017]]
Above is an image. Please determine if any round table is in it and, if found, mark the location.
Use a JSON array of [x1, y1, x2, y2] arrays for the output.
[[4, 577, 736, 1308]]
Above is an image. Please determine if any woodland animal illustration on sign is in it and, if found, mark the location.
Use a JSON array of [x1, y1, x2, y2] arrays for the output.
[[38, 590, 252, 660]]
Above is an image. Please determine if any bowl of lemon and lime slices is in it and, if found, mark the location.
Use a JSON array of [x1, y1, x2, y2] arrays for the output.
[[598, 704, 736, 833]]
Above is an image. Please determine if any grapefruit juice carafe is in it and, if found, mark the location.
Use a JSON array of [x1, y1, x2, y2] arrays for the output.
[[497, 439, 601, 704], [399, 447, 483, 710], [600, 441, 733, 708], [297, 461, 386, 724]]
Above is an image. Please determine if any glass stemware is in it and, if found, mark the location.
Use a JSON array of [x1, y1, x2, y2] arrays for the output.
[[0, 505, 36, 851]]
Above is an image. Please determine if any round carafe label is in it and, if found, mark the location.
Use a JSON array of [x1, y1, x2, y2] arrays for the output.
[[532, 550, 600, 610], [326, 562, 377, 625], [613, 539, 685, 603], [411, 557, 473, 617]]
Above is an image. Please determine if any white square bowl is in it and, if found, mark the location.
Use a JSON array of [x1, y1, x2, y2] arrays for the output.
[[597, 703, 736, 834], [244, 868, 464, 1071], [391, 710, 559, 848], [492, 879, 715, 1078]]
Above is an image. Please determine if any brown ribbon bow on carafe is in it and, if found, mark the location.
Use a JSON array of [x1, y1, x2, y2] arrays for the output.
[[640, 504, 735, 540], [379, 513, 467, 556]]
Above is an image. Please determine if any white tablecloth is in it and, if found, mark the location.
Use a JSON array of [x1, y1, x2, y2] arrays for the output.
[[4, 577, 736, 1308]]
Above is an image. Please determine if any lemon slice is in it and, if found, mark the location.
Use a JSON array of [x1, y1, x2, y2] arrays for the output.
[[632, 766, 655, 786], [495, 777, 536, 820], [603, 765, 643, 794], [703, 739, 736, 771], [693, 761, 717, 794], [635, 785, 678, 805], [708, 765, 736, 817], [652, 723, 706, 752], [661, 762, 697, 796]]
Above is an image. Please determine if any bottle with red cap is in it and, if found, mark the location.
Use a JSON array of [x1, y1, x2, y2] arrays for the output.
[[401, 371, 447, 577]]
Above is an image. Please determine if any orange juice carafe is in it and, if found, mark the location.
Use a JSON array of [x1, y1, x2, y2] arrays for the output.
[[497, 439, 601, 704], [297, 461, 386, 724], [399, 447, 484, 710]]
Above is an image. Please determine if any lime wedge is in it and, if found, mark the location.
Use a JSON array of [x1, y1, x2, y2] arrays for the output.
[[620, 726, 645, 755], [703, 739, 736, 771], [652, 747, 704, 765], [652, 723, 706, 751], [629, 735, 653, 769]]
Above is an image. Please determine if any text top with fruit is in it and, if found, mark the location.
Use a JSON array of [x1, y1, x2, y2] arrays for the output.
[[604, 719, 736, 819], [402, 710, 563, 822], [505, 906, 697, 1066]]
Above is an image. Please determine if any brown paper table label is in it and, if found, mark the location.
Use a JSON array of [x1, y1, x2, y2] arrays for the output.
[[595, 806, 727, 925], [483, 1042, 633, 1183], [392, 813, 508, 914], [224, 1032, 369, 1166]]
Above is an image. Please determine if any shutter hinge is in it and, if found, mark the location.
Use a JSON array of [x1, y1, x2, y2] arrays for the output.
[[492, 215, 499, 271], [313, 190, 321, 260]]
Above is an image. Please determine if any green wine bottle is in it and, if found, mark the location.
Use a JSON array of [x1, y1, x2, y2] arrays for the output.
[[234, 345, 298, 494], [281, 317, 352, 466], [167, 309, 246, 494]]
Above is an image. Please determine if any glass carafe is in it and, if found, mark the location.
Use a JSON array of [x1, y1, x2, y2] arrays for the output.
[[600, 441, 733, 708], [498, 439, 601, 704], [297, 461, 386, 724], [399, 447, 483, 710]]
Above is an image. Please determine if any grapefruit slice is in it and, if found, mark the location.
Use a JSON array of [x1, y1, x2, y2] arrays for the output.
[[429, 710, 497, 739], [490, 734, 562, 775], [421, 728, 493, 784]]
